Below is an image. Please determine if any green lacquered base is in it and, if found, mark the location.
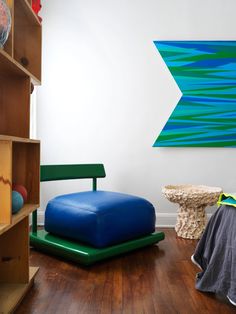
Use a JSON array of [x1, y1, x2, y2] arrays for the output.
[[30, 230, 165, 265]]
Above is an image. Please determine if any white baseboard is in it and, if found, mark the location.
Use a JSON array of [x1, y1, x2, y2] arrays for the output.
[[37, 210, 45, 225], [37, 211, 212, 228], [156, 213, 178, 227]]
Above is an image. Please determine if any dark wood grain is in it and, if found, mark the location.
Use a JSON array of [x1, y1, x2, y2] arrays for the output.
[[16, 228, 236, 314]]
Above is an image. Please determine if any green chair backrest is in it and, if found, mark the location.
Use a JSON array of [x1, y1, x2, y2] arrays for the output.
[[40, 164, 106, 190], [41, 164, 106, 181]]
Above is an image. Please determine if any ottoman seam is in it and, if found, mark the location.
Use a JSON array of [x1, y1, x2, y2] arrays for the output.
[[48, 200, 109, 217]]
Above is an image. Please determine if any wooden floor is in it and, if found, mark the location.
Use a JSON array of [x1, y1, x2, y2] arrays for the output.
[[16, 228, 236, 314]]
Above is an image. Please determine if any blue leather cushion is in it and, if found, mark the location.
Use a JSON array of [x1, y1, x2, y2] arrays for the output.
[[45, 191, 156, 248]]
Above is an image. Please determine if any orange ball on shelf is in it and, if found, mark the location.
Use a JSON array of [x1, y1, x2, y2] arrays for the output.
[[12, 183, 28, 203]]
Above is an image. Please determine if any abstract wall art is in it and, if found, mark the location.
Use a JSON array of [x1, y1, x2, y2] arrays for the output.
[[153, 41, 236, 147]]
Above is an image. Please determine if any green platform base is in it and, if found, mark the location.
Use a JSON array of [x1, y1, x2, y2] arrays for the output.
[[30, 230, 165, 265]]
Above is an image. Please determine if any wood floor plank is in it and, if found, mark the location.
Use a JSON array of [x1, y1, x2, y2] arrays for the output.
[[16, 229, 236, 314]]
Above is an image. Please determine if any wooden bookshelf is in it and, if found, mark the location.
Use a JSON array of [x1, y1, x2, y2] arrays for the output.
[[14, 0, 42, 81], [17, 0, 41, 26], [0, 0, 42, 86], [0, 135, 40, 143], [0, 139, 40, 225], [0, 45, 41, 85], [0, 76, 31, 138], [0, 204, 40, 236], [4, 0, 14, 57], [0, 267, 39, 313], [0, 0, 41, 312]]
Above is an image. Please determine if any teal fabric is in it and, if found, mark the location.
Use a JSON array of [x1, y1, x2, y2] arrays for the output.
[[218, 193, 236, 208], [220, 198, 236, 206]]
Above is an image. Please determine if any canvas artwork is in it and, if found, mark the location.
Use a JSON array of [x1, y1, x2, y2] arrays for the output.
[[153, 41, 236, 147]]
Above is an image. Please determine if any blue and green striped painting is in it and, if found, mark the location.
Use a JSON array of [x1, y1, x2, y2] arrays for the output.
[[153, 41, 236, 147]]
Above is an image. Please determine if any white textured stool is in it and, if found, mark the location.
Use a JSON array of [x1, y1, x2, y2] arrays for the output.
[[162, 185, 222, 239]]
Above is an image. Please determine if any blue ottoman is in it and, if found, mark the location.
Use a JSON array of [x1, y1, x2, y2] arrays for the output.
[[45, 190, 156, 248]]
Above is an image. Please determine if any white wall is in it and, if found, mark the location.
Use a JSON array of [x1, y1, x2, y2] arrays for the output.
[[37, 0, 236, 226]]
